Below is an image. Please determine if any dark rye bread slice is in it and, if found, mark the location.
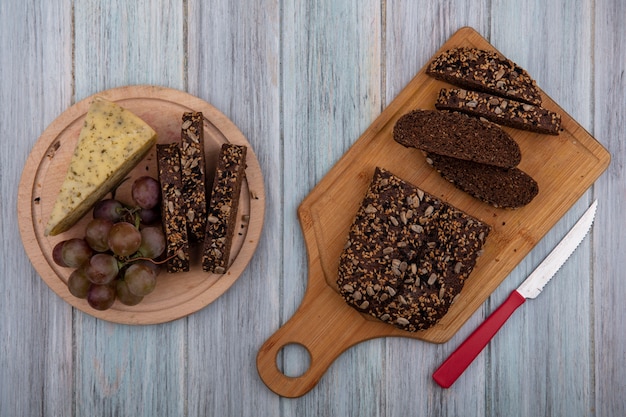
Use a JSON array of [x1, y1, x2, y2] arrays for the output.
[[180, 112, 208, 241], [393, 109, 521, 168], [426, 153, 539, 208], [436, 88, 562, 135], [427, 47, 542, 106], [202, 143, 247, 273], [156, 143, 190, 272], [337, 168, 490, 332]]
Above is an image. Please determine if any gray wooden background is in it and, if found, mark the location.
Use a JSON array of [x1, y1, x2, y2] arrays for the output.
[[1, 0, 624, 416]]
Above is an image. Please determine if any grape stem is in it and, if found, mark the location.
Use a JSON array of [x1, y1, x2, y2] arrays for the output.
[[129, 251, 181, 266], [114, 205, 143, 229], [115, 246, 174, 270]]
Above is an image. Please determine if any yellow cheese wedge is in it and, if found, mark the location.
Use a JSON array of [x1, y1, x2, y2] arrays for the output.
[[44, 97, 157, 236]]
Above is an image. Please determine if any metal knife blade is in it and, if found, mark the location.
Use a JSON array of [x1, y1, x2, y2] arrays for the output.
[[432, 200, 598, 388], [517, 199, 597, 299]]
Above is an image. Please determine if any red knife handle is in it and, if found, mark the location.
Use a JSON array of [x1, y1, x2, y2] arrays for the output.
[[432, 290, 526, 388]]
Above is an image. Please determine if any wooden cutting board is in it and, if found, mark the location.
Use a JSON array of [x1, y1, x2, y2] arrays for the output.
[[256, 27, 610, 397], [18, 85, 265, 325]]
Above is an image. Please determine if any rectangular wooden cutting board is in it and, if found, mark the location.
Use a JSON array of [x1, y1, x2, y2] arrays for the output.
[[257, 26, 610, 399], [299, 26, 610, 343]]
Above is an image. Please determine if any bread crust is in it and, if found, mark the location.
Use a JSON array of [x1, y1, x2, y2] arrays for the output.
[[202, 144, 247, 273], [427, 47, 542, 106], [436, 88, 561, 135]]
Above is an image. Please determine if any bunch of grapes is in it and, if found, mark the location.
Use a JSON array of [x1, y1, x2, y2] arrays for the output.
[[52, 176, 166, 311]]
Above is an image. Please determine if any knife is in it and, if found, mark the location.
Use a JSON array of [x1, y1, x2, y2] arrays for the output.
[[432, 200, 598, 388]]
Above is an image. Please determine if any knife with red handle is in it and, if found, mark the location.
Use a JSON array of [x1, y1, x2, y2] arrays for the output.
[[432, 200, 597, 388]]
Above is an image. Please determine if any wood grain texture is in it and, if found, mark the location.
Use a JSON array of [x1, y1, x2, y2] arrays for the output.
[[593, 0, 626, 415], [73, 0, 185, 96], [0, 1, 73, 417], [2, 0, 625, 415]]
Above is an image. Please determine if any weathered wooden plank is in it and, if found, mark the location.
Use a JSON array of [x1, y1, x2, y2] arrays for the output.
[[185, 0, 282, 414], [73, 0, 185, 97], [278, 0, 384, 411], [72, 1, 187, 416], [384, 2, 490, 416], [73, 316, 186, 416], [0, 1, 73, 417], [488, 1, 595, 416], [593, 0, 626, 415]]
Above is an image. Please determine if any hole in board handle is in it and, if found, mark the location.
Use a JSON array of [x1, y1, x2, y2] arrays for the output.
[[277, 343, 311, 378]]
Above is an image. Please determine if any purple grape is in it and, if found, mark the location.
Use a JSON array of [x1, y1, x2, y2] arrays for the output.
[[52, 241, 68, 267], [107, 222, 142, 257], [85, 253, 119, 285], [67, 268, 91, 298], [124, 263, 157, 296], [139, 207, 161, 225], [87, 284, 116, 310], [93, 199, 124, 223], [61, 238, 93, 268], [138, 226, 166, 259], [115, 280, 143, 306], [85, 218, 113, 252], [132, 176, 161, 209]]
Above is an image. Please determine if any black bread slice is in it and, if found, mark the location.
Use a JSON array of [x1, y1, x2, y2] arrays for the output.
[[180, 112, 208, 241], [426, 153, 538, 208], [393, 109, 521, 168], [156, 143, 191, 272], [436, 88, 561, 135], [202, 143, 247, 274], [427, 47, 542, 106], [337, 168, 490, 332]]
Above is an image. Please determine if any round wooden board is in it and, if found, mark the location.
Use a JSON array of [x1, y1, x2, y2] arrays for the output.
[[17, 85, 265, 325]]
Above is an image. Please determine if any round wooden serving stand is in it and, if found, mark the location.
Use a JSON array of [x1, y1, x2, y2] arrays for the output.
[[18, 85, 265, 325]]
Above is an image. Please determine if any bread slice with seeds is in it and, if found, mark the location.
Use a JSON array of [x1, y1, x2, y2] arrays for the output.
[[180, 111, 208, 241], [425, 153, 539, 209], [436, 88, 561, 135], [426, 47, 542, 106], [337, 168, 490, 332], [156, 143, 190, 273], [202, 143, 247, 274], [393, 109, 521, 168]]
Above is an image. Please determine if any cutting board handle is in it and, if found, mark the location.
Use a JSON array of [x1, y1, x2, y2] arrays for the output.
[[256, 265, 369, 398]]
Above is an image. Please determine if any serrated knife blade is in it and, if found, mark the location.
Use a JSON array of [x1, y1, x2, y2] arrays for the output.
[[432, 200, 598, 389], [516, 199, 597, 299]]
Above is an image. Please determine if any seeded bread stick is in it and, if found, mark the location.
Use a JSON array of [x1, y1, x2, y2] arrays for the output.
[[202, 144, 247, 273], [180, 112, 208, 241], [156, 143, 190, 272]]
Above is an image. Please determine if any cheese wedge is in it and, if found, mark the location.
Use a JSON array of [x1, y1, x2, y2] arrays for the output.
[[44, 97, 157, 236]]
